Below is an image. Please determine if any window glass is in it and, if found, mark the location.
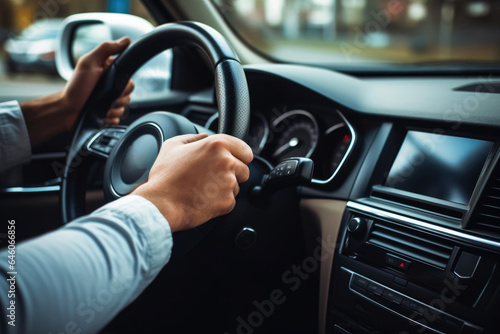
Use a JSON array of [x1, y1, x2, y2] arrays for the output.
[[213, 0, 500, 67]]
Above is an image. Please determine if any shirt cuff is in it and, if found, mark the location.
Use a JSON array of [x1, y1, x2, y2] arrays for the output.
[[0, 101, 31, 171], [92, 195, 173, 275]]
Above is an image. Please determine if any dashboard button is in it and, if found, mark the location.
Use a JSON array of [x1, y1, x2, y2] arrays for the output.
[[351, 275, 369, 289], [382, 289, 403, 305], [386, 254, 411, 271], [393, 276, 408, 287], [454, 251, 480, 279], [367, 282, 384, 296], [401, 298, 426, 315]]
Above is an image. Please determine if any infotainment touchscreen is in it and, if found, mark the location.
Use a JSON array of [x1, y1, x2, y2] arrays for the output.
[[385, 131, 493, 205]]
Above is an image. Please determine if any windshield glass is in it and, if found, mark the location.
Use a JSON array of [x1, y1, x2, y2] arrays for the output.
[[213, 0, 500, 67]]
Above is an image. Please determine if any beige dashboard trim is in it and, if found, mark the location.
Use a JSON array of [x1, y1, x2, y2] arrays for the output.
[[300, 199, 346, 334]]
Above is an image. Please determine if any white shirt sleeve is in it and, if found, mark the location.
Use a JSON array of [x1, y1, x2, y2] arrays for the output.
[[0, 194, 173, 334], [0, 101, 31, 172]]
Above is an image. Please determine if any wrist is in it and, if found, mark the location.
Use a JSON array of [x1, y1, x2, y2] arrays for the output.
[[20, 90, 70, 147], [132, 184, 183, 233]]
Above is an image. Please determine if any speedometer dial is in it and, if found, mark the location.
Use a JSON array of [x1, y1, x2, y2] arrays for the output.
[[247, 113, 269, 155], [271, 110, 319, 163]]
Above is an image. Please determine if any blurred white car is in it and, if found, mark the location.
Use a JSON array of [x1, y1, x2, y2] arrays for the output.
[[4, 19, 63, 75]]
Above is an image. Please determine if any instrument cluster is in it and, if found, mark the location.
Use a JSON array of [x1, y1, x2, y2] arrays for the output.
[[206, 108, 356, 185]]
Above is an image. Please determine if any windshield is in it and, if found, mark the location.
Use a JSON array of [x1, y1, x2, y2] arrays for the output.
[[213, 0, 500, 67]]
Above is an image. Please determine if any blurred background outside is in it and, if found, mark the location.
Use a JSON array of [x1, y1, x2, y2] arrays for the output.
[[0, 0, 152, 102]]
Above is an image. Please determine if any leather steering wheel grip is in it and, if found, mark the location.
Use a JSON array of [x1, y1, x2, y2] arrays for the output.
[[85, 21, 250, 139], [214, 59, 250, 139]]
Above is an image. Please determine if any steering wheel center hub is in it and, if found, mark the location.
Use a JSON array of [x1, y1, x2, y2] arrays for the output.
[[108, 123, 162, 197], [103, 112, 198, 201]]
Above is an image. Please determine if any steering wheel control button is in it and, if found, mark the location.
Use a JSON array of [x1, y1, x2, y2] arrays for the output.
[[285, 160, 298, 175], [386, 253, 411, 272], [252, 158, 314, 206], [87, 128, 126, 158], [275, 163, 285, 177], [263, 158, 313, 185], [235, 227, 257, 249]]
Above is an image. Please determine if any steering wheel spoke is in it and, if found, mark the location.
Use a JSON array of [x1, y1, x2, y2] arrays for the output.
[[86, 127, 127, 159]]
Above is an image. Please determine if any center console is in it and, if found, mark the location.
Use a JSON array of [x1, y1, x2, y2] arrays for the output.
[[326, 129, 500, 334]]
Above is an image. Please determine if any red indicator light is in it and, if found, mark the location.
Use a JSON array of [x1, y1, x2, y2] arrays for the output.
[[343, 134, 350, 143], [399, 262, 404, 268]]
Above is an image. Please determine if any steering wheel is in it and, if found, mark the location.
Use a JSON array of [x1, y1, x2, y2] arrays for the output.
[[60, 21, 250, 224]]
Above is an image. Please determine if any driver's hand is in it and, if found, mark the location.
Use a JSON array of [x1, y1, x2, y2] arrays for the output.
[[19, 38, 134, 147], [133, 133, 253, 232], [62, 37, 135, 130]]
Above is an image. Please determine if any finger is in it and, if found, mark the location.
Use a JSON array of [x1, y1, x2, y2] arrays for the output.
[[114, 95, 131, 108], [233, 183, 240, 198], [103, 117, 120, 126], [88, 37, 131, 63], [121, 79, 135, 97], [106, 107, 125, 119], [234, 161, 250, 183], [102, 56, 115, 71], [213, 134, 253, 164], [220, 196, 236, 216]]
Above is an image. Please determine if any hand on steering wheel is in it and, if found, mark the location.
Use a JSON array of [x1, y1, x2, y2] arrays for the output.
[[61, 22, 251, 225], [133, 133, 253, 232], [63, 37, 134, 129]]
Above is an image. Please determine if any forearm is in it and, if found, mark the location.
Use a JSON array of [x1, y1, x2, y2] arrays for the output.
[[19, 91, 72, 147], [0, 195, 172, 334]]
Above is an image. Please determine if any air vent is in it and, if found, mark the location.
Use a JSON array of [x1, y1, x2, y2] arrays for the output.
[[367, 222, 454, 269], [470, 165, 500, 235]]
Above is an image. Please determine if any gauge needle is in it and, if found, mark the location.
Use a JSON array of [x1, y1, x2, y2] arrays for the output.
[[273, 137, 300, 158]]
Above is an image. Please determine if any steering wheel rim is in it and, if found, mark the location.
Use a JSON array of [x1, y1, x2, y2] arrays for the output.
[[61, 21, 250, 223]]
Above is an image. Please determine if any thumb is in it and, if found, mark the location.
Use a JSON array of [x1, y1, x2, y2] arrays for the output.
[[91, 37, 131, 62]]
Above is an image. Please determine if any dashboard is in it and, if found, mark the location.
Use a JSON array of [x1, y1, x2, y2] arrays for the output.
[[184, 64, 500, 334]]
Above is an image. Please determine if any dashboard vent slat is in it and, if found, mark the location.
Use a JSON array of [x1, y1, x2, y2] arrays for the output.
[[367, 222, 454, 269], [470, 163, 500, 235]]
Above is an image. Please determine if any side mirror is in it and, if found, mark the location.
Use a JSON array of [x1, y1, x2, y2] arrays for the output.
[[56, 13, 172, 101]]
